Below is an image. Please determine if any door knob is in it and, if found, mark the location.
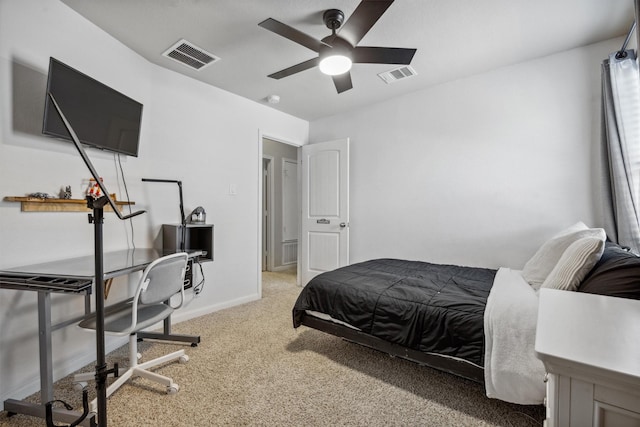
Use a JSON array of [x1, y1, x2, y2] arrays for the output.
[[339, 222, 347, 228]]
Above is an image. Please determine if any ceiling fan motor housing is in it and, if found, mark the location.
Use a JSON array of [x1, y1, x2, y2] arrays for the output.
[[320, 36, 352, 54]]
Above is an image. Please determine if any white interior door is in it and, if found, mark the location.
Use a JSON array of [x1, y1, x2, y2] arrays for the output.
[[300, 138, 349, 285]]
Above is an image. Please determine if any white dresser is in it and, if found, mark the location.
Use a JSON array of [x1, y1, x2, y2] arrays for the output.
[[535, 289, 640, 427], [535, 288, 640, 427]]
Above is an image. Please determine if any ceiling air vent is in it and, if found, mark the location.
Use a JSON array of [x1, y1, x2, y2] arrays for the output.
[[162, 39, 220, 71], [378, 65, 417, 84]]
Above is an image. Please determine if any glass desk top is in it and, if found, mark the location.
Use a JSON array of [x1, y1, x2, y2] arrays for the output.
[[0, 248, 203, 292]]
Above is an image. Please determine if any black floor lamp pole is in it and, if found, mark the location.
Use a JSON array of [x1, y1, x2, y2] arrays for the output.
[[89, 198, 108, 427], [141, 178, 187, 251]]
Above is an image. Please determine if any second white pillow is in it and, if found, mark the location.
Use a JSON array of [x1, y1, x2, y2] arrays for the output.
[[540, 237, 605, 292], [522, 225, 605, 288]]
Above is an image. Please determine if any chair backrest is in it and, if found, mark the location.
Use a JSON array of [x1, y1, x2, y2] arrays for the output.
[[138, 252, 188, 307]]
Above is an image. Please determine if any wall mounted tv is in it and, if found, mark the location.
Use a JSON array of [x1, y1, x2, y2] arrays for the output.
[[42, 57, 143, 157]]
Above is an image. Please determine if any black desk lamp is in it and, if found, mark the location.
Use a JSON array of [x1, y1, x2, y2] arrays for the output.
[[140, 178, 187, 251], [48, 93, 145, 427]]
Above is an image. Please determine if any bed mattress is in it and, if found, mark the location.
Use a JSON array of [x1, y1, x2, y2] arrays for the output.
[[293, 258, 496, 367]]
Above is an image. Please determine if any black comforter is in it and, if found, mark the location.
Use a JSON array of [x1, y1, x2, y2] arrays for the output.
[[293, 258, 496, 366]]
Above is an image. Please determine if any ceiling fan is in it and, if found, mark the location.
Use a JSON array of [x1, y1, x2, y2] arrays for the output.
[[258, 0, 416, 94]]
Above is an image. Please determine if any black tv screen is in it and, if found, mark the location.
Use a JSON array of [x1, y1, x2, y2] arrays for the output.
[[42, 57, 143, 157]]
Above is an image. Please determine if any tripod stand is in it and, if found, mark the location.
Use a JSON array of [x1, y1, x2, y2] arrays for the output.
[[47, 93, 145, 426]]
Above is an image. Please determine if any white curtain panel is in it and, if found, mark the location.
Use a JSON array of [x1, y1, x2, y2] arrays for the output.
[[601, 51, 640, 253]]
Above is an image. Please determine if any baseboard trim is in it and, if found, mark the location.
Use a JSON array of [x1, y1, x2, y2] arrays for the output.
[[171, 293, 261, 324], [268, 265, 297, 273]]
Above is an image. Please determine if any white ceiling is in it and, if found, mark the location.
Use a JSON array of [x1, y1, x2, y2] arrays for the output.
[[60, 0, 634, 121]]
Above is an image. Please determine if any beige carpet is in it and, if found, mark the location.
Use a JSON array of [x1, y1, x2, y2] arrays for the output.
[[0, 270, 544, 426]]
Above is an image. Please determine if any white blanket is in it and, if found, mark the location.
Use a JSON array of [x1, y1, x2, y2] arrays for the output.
[[484, 268, 546, 404]]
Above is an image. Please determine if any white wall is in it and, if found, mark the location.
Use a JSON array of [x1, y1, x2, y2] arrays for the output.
[[0, 0, 308, 407], [310, 38, 621, 270]]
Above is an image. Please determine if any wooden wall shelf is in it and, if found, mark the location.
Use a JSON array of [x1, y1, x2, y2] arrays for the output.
[[4, 196, 135, 213]]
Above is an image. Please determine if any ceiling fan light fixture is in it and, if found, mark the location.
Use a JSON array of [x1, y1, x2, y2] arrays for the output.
[[319, 54, 352, 76], [259, 2, 416, 93]]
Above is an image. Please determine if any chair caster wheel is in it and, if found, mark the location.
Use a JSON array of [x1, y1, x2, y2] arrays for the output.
[[137, 352, 142, 360], [73, 381, 88, 391], [179, 355, 189, 364], [167, 384, 179, 394]]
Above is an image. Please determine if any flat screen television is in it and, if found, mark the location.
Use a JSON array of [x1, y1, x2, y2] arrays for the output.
[[42, 57, 143, 157]]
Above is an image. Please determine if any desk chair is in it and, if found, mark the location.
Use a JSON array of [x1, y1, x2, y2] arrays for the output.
[[74, 252, 190, 412]]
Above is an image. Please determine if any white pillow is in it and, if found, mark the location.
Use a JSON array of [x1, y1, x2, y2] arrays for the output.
[[540, 237, 605, 292], [522, 225, 605, 288], [553, 221, 589, 237]]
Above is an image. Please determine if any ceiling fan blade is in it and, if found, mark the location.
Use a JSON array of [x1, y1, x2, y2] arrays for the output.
[[268, 57, 320, 79], [338, 0, 394, 47], [352, 46, 416, 64], [332, 72, 353, 93], [259, 18, 330, 53]]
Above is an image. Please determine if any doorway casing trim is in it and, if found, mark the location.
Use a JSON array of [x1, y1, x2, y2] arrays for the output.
[[262, 155, 275, 272]]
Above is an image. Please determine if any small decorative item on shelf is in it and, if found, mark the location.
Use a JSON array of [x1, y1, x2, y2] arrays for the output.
[[60, 185, 72, 199], [28, 192, 52, 199], [189, 206, 206, 224], [86, 177, 103, 199]]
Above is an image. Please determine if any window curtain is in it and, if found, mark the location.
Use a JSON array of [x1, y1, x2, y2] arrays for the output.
[[601, 50, 640, 254]]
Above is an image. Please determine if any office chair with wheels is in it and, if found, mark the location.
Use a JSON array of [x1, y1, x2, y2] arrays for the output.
[[73, 252, 190, 412]]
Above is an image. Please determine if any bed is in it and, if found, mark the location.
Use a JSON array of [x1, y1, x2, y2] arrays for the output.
[[292, 223, 640, 405]]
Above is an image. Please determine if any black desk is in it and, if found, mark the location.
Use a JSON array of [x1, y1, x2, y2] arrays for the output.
[[0, 248, 203, 426]]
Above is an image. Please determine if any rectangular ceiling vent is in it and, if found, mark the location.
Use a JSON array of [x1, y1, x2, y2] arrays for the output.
[[378, 65, 417, 84], [162, 39, 220, 71]]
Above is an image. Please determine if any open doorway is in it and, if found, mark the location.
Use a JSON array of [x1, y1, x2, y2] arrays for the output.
[[261, 137, 299, 276]]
